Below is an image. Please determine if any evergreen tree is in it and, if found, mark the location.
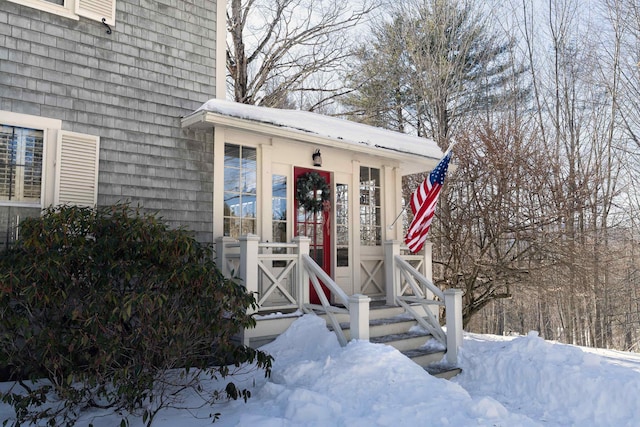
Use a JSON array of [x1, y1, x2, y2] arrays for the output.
[[343, 0, 526, 147]]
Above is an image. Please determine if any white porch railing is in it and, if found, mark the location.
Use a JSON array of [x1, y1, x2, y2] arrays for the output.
[[216, 235, 370, 347], [384, 240, 463, 364], [300, 254, 371, 345], [216, 236, 462, 364]]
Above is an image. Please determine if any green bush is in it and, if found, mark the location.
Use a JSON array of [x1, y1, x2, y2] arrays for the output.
[[0, 204, 272, 426]]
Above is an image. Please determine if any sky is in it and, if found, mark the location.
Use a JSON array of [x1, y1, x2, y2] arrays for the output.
[[3, 314, 640, 426]]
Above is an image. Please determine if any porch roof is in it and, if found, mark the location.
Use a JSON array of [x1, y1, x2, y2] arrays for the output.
[[181, 99, 443, 174]]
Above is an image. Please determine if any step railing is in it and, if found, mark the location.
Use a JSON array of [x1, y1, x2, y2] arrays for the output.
[[300, 254, 371, 346], [384, 240, 463, 364], [394, 256, 448, 344]]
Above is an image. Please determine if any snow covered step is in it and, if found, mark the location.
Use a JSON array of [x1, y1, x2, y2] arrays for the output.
[[368, 304, 408, 321], [334, 315, 432, 340], [370, 330, 434, 352], [366, 316, 419, 338], [317, 307, 463, 379], [316, 304, 408, 324], [424, 364, 462, 380], [402, 347, 446, 367]]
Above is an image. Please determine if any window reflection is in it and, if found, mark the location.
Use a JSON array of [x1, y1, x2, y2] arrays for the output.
[[0, 125, 43, 250], [224, 144, 257, 237], [360, 166, 381, 246], [336, 183, 349, 266], [0, 125, 43, 202], [272, 174, 287, 241]]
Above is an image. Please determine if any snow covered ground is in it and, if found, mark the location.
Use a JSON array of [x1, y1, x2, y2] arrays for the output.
[[2, 314, 640, 426]]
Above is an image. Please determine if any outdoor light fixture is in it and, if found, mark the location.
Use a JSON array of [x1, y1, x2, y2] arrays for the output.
[[312, 149, 322, 167]]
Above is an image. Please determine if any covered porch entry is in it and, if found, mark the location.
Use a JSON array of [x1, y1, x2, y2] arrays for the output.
[[181, 100, 463, 368]]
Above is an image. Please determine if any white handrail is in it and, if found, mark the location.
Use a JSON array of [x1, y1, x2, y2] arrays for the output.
[[394, 254, 448, 346], [301, 254, 350, 346], [395, 255, 444, 300], [302, 254, 349, 306]]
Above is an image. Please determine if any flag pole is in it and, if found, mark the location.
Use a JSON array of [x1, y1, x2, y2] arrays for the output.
[[389, 142, 455, 231], [388, 207, 406, 230]]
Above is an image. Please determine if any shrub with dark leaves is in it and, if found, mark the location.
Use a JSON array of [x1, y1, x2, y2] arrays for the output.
[[0, 204, 272, 426]]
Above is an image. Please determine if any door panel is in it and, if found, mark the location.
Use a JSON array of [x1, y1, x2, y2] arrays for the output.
[[294, 167, 331, 304]]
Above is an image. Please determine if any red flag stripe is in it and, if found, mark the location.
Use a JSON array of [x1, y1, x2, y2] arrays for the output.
[[406, 183, 441, 237]]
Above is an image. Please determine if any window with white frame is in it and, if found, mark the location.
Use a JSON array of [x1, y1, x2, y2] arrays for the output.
[[0, 126, 43, 249], [6, 0, 116, 26], [336, 182, 349, 266], [272, 174, 287, 243], [360, 166, 381, 246], [0, 126, 43, 204], [0, 111, 100, 250], [223, 144, 257, 238]]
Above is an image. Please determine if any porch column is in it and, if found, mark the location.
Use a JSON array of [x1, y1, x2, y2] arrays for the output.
[[216, 236, 236, 278], [444, 288, 464, 364], [239, 234, 260, 313], [348, 294, 371, 341], [383, 240, 401, 306], [294, 236, 311, 308]]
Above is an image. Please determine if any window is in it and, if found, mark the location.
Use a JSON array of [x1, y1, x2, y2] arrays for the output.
[[360, 166, 381, 246], [272, 174, 287, 243], [7, 0, 116, 26], [0, 125, 43, 249], [1, 111, 100, 250], [336, 183, 349, 266], [223, 144, 257, 238], [272, 174, 287, 266], [0, 126, 44, 204]]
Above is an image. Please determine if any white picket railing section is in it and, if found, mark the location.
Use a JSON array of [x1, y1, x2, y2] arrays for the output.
[[216, 235, 370, 347], [217, 236, 461, 363]]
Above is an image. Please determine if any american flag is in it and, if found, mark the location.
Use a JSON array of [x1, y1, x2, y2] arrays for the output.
[[404, 150, 452, 253]]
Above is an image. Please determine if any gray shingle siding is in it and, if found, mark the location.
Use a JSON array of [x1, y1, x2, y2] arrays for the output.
[[0, 0, 217, 243]]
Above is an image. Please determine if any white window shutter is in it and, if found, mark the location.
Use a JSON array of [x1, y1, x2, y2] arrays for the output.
[[76, 0, 116, 26], [55, 131, 100, 207]]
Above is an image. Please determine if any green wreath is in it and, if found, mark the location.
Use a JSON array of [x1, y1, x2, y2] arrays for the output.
[[296, 172, 330, 213]]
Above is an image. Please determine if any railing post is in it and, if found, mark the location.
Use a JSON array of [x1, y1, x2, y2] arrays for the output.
[[239, 234, 260, 313], [348, 294, 371, 341], [294, 236, 311, 308], [444, 288, 464, 364], [422, 241, 433, 283], [422, 241, 439, 319], [383, 240, 401, 306], [216, 236, 235, 278]]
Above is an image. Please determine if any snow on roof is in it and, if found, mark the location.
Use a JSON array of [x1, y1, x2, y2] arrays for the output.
[[191, 99, 443, 161]]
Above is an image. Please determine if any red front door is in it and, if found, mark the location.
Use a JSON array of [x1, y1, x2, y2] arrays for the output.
[[294, 167, 331, 304]]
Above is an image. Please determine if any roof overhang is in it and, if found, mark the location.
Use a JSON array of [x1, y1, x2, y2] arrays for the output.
[[182, 106, 444, 175]]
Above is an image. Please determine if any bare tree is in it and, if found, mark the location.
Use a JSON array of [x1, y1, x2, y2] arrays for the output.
[[342, 0, 532, 327], [438, 119, 555, 326], [227, 0, 377, 109], [462, 0, 635, 347]]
